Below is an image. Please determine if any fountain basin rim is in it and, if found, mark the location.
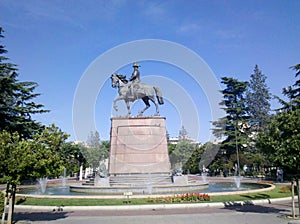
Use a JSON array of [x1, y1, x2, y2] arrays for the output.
[[69, 182, 209, 195]]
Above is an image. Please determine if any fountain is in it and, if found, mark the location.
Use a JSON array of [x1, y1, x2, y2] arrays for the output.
[[18, 178, 273, 196], [234, 175, 241, 189], [233, 164, 241, 189], [61, 168, 67, 187], [38, 177, 48, 194], [201, 165, 208, 183]]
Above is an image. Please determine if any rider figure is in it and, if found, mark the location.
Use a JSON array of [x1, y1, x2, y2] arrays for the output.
[[129, 62, 141, 98]]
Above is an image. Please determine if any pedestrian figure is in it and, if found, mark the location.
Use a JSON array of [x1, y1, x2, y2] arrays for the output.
[[277, 167, 283, 182]]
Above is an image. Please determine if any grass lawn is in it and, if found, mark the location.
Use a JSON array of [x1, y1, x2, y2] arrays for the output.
[[210, 184, 291, 203], [17, 185, 292, 206]]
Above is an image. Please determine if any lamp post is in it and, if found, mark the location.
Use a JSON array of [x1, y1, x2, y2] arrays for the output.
[[234, 120, 240, 177]]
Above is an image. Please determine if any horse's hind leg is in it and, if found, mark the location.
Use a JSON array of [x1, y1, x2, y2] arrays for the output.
[[139, 97, 150, 116]]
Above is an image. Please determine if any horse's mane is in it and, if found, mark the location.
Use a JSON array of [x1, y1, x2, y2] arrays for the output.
[[116, 74, 128, 84]]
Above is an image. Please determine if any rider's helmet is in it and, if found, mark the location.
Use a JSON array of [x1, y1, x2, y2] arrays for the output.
[[132, 62, 141, 67]]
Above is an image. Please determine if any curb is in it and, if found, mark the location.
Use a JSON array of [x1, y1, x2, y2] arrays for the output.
[[14, 196, 295, 212]]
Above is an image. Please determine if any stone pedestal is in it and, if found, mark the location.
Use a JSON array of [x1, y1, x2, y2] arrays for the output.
[[108, 117, 171, 176]]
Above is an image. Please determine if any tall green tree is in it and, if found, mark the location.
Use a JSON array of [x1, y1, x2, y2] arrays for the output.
[[258, 63, 300, 173], [278, 64, 300, 111], [212, 77, 249, 160], [246, 65, 271, 130], [257, 64, 300, 217], [0, 28, 48, 138]]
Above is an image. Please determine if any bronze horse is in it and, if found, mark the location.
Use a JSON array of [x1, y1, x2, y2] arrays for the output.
[[111, 74, 164, 116]]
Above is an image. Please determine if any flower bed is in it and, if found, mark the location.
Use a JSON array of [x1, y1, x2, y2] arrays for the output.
[[148, 193, 210, 203]]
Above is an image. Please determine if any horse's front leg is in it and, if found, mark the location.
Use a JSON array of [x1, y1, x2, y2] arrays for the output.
[[149, 97, 159, 116], [113, 96, 123, 111], [125, 101, 131, 116]]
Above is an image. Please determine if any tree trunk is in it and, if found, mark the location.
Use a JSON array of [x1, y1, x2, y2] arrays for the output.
[[79, 165, 83, 181], [292, 180, 295, 219], [7, 188, 13, 224], [297, 179, 300, 217], [6, 184, 16, 224], [1, 184, 9, 224]]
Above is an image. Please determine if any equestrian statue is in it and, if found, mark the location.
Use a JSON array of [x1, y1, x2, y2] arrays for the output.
[[111, 62, 164, 116]]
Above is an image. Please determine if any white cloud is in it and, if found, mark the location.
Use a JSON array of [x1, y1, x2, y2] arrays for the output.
[[142, 1, 166, 18], [177, 23, 202, 34], [215, 29, 242, 40]]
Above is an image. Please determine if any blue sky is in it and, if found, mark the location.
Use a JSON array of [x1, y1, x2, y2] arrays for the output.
[[1, 0, 299, 143]]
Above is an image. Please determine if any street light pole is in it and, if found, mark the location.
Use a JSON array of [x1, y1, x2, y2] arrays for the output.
[[234, 120, 240, 177]]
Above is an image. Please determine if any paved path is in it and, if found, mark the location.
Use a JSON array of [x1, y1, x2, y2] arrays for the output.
[[13, 199, 299, 224]]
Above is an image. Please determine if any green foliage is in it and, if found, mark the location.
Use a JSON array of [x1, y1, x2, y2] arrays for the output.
[[0, 28, 48, 138], [169, 140, 197, 170], [60, 142, 87, 175], [0, 131, 37, 184], [258, 64, 300, 176], [246, 65, 271, 131], [279, 63, 300, 111], [184, 144, 205, 173], [0, 125, 68, 185], [31, 124, 69, 178], [212, 77, 250, 170], [257, 109, 300, 174], [210, 75, 272, 173], [81, 131, 109, 169]]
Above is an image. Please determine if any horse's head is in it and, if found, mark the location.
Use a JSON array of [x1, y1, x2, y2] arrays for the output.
[[111, 74, 118, 88], [111, 73, 128, 88]]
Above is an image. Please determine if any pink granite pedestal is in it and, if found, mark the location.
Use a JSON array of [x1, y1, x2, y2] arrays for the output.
[[109, 117, 171, 177]]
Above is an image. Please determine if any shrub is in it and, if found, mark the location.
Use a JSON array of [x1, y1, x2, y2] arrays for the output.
[[279, 185, 291, 193]]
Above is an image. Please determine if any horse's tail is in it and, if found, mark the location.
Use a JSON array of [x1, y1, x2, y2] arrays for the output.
[[153, 86, 164, 105]]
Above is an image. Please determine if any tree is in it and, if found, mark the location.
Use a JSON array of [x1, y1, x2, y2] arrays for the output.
[[169, 141, 196, 171], [0, 28, 48, 138], [60, 142, 87, 176], [86, 131, 101, 148], [257, 64, 300, 218], [212, 77, 249, 172], [278, 64, 300, 111], [258, 110, 300, 173], [184, 143, 207, 174], [82, 131, 109, 171], [178, 126, 188, 141], [246, 65, 271, 131], [0, 125, 68, 223]]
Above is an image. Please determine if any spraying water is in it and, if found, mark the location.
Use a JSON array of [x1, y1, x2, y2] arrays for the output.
[[38, 177, 48, 194], [201, 165, 208, 183], [62, 168, 67, 187], [234, 164, 241, 189]]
